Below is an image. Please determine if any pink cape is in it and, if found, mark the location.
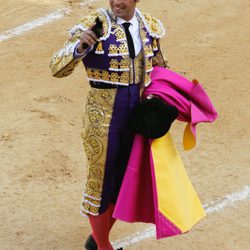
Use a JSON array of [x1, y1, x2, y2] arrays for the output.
[[144, 66, 218, 150], [113, 66, 218, 239]]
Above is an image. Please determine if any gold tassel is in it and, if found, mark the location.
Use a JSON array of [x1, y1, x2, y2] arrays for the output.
[[95, 41, 104, 54], [152, 38, 158, 51]]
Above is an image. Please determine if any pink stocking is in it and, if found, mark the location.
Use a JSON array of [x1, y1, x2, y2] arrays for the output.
[[88, 209, 114, 250]]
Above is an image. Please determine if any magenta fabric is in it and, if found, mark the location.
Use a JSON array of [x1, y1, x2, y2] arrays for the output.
[[113, 135, 155, 223], [143, 66, 218, 138], [113, 134, 182, 239], [113, 66, 218, 239]]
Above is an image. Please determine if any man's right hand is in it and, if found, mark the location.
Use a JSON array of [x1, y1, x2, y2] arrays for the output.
[[76, 23, 98, 54]]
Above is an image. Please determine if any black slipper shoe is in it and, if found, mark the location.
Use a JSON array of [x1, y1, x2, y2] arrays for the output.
[[84, 234, 123, 250], [84, 234, 98, 250]]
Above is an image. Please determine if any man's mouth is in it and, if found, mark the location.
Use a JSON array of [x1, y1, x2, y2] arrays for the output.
[[113, 4, 125, 11]]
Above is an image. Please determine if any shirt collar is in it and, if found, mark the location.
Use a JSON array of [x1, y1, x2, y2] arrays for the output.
[[117, 12, 138, 28]]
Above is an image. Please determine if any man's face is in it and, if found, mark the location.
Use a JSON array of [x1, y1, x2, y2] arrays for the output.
[[109, 0, 140, 21]]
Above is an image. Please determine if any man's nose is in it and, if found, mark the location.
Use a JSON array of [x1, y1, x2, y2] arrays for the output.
[[112, 0, 123, 6]]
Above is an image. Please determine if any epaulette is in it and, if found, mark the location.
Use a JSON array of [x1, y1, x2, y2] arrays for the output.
[[136, 9, 165, 39], [69, 8, 111, 41]]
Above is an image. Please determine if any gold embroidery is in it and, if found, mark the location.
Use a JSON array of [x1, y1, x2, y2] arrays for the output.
[[133, 50, 144, 84], [144, 73, 151, 85], [86, 50, 145, 84], [81, 88, 117, 215], [107, 30, 129, 57], [144, 44, 154, 57], [110, 59, 119, 70], [120, 58, 129, 69], [77, 12, 98, 29], [87, 68, 94, 78], [140, 28, 147, 41], [114, 27, 126, 41], [101, 70, 110, 81], [84, 196, 100, 207], [110, 72, 119, 82], [108, 44, 118, 55], [139, 11, 165, 38], [152, 50, 167, 68], [152, 38, 158, 51], [49, 52, 81, 78], [120, 72, 129, 83], [95, 41, 104, 54], [119, 43, 129, 54], [84, 18, 155, 86], [83, 202, 99, 214], [76, 10, 109, 40], [145, 58, 153, 72], [109, 58, 130, 72], [93, 70, 102, 79]]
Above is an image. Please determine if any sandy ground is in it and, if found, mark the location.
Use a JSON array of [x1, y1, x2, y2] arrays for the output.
[[0, 0, 250, 249]]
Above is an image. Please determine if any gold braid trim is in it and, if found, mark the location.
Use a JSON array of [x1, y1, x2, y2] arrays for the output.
[[80, 88, 117, 216], [136, 9, 165, 38], [49, 27, 84, 78], [70, 9, 110, 41]]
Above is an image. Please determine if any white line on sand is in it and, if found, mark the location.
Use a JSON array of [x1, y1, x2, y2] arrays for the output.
[[0, 9, 65, 42], [0, 0, 104, 43], [112, 185, 250, 249]]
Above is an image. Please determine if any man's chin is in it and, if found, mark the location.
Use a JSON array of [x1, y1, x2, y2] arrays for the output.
[[113, 11, 123, 17]]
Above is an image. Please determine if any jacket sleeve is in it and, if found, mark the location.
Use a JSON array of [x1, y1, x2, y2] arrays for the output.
[[152, 39, 170, 69], [49, 28, 88, 78], [49, 9, 108, 78]]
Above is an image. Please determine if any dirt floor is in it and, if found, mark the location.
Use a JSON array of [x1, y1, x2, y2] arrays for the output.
[[0, 0, 250, 249]]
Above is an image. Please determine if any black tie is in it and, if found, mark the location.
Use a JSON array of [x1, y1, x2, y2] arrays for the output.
[[122, 22, 135, 59]]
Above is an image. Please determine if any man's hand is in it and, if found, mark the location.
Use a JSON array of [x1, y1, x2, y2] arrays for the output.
[[76, 23, 98, 54]]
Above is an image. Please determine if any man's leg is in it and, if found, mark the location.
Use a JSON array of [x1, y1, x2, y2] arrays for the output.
[[88, 209, 114, 250]]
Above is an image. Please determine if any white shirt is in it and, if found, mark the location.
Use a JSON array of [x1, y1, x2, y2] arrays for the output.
[[116, 13, 142, 57]]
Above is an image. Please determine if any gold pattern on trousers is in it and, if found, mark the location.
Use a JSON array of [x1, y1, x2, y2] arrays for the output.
[[80, 88, 117, 216]]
